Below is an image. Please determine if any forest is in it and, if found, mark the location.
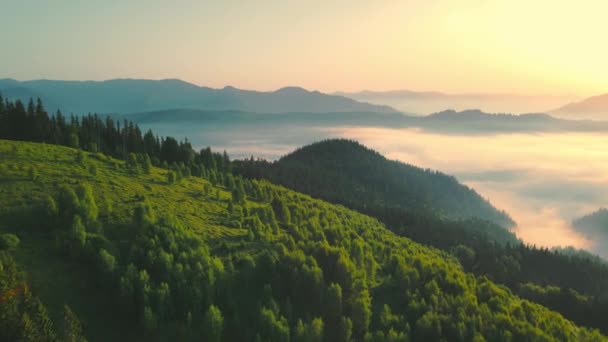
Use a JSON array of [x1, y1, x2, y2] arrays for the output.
[[232, 139, 608, 333], [0, 97, 606, 341]]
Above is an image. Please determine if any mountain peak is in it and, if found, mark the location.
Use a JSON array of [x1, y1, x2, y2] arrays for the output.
[[274, 86, 310, 94], [275, 139, 514, 227], [280, 139, 381, 163]]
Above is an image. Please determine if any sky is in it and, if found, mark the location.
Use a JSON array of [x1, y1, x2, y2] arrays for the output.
[[1, 0, 607, 95]]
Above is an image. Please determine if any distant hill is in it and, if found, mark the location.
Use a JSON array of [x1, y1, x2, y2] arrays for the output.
[[572, 209, 608, 260], [573, 208, 608, 237], [418, 109, 566, 133], [0, 78, 397, 115], [336, 89, 579, 115], [126, 108, 608, 135], [552, 94, 608, 120], [236, 139, 514, 228]]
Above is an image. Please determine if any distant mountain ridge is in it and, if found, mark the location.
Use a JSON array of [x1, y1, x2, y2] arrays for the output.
[[337, 89, 580, 115], [126, 107, 608, 134], [552, 94, 608, 120], [0, 78, 397, 115]]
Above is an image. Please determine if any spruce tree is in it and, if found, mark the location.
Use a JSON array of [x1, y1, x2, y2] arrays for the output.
[[203, 305, 223, 342], [62, 305, 88, 342]]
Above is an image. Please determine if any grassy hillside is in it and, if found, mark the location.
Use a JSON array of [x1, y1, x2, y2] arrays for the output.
[[0, 139, 605, 341]]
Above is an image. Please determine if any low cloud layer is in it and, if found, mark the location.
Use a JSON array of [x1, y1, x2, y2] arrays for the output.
[[325, 127, 608, 257]]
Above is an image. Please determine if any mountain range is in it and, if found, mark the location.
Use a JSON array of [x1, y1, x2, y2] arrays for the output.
[[125, 108, 608, 135], [0, 78, 396, 115], [4, 78, 607, 122]]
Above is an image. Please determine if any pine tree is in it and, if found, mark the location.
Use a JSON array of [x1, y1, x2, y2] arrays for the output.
[[203, 305, 223, 342], [69, 133, 79, 149], [142, 154, 152, 174], [21, 313, 39, 342], [62, 305, 88, 342], [31, 297, 57, 342]]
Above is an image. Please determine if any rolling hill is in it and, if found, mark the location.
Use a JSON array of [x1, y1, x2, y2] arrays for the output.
[[0, 78, 396, 115], [1, 140, 605, 341]]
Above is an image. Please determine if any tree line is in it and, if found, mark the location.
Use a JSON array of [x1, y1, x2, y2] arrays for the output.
[[0, 95, 231, 174]]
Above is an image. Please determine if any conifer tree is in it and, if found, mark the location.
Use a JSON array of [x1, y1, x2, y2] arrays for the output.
[[203, 305, 223, 342], [62, 305, 88, 342]]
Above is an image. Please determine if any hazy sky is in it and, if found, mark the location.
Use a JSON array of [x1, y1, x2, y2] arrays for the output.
[[2, 0, 607, 95]]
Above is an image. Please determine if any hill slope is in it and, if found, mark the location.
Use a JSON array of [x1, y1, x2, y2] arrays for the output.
[[233, 139, 608, 333], [237, 139, 514, 227], [552, 94, 608, 120], [574, 209, 608, 233], [0, 78, 396, 115], [0, 140, 603, 341], [573, 209, 608, 251]]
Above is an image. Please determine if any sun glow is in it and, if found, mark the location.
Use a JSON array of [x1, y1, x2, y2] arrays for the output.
[[2, 1, 607, 94]]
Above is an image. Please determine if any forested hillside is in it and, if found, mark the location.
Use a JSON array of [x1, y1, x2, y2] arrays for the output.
[[234, 140, 608, 333], [1, 140, 605, 341], [236, 139, 513, 227], [574, 209, 608, 237], [0, 99, 605, 340]]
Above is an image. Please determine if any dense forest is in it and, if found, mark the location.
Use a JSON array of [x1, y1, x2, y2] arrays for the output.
[[0, 97, 606, 340], [233, 139, 608, 333], [1, 140, 605, 341], [235, 140, 513, 227]]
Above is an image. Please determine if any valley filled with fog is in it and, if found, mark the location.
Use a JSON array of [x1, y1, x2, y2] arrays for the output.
[[143, 120, 608, 258]]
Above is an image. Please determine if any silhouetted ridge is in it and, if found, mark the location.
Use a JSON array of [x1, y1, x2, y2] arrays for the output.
[[0, 78, 398, 114]]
